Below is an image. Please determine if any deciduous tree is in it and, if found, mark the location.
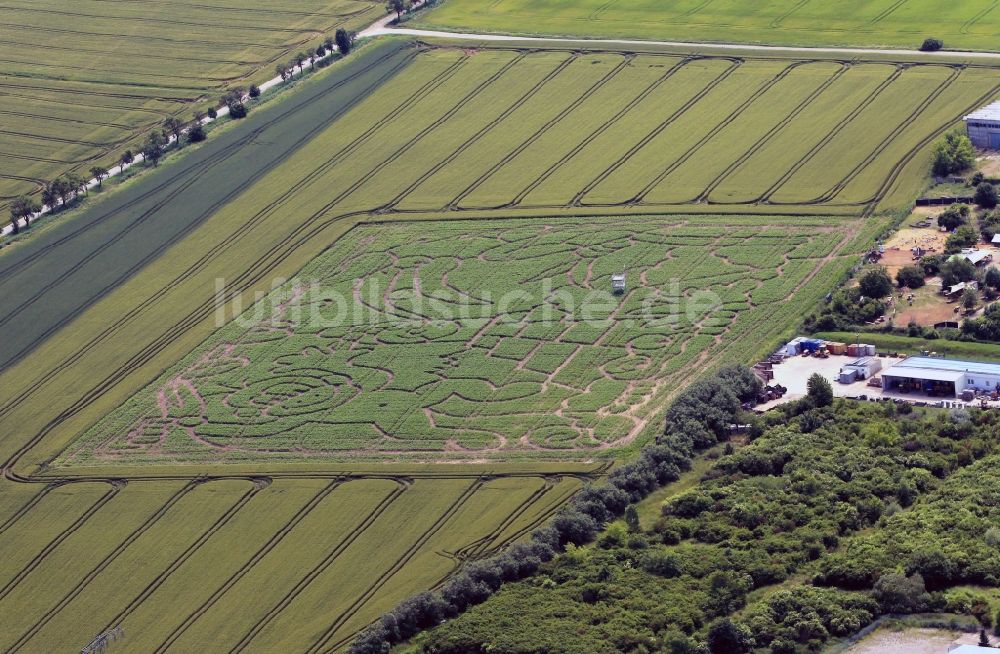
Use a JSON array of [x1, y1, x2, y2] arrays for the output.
[[336, 28, 354, 54], [807, 373, 834, 407], [90, 165, 109, 188], [896, 265, 925, 289], [976, 182, 999, 209], [163, 117, 183, 144], [386, 0, 411, 20], [859, 267, 893, 299], [142, 131, 166, 167], [9, 195, 40, 233]]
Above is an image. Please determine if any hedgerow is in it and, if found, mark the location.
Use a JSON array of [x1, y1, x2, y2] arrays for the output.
[[398, 399, 1000, 654], [347, 365, 758, 653]]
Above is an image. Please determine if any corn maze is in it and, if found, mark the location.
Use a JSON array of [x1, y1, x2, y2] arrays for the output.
[[62, 216, 847, 465], [0, 35, 994, 653]]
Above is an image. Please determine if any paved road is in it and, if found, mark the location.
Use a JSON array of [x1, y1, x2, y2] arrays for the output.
[[11, 2, 1000, 237]]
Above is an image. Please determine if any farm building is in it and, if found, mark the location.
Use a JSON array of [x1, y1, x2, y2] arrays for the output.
[[949, 249, 993, 266], [950, 647, 996, 654], [838, 357, 881, 384], [943, 281, 976, 296], [881, 356, 1000, 398], [964, 101, 1000, 148], [993, 233, 1000, 245]]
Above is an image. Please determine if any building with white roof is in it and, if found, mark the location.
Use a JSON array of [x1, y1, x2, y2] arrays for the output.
[[965, 100, 1000, 148], [950, 249, 993, 266], [882, 356, 1000, 398]]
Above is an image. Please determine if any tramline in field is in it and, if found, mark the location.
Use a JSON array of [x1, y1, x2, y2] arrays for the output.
[[0, 0, 381, 215], [0, 31, 992, 654]]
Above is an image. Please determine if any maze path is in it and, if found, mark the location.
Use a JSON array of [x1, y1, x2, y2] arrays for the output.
[[56, 217, 849, 466]]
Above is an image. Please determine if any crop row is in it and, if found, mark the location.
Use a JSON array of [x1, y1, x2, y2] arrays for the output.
[[0, 472, 586, 652], [0, 0, 381, 212]]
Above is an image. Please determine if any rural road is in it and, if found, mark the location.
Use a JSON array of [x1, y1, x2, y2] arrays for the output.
[[8, 3, 1000, 237], [365, 23, 1000, 60]]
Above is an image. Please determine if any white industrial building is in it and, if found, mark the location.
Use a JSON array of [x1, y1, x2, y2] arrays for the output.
[[882, 357, 1000, 398], [838, 357, 882, 384], [965, 101, 1000, 149]]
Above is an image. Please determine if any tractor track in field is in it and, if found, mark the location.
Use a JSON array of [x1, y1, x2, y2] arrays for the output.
[[568, 56, 743, 207], [504, 55, 694, 208], [0, 484, 55, 535], [305, 477, 487, 654], [628, 59, 808, 206], [690, 62, 850, 202], [753, 64, 907, 204], [0, 479, 123, 603], [90, 477, 270, 636], [863, 77, 1000, 207], [805, 65, 963, 204], [382, 51, 576, 210], [445, 53, 634, 210], [5, 479, 200, 653], [150, 476, 350, 652], [219, 478, 411, 654], [450, 476, 556, 562], [319, 475, 580, 654], [0, 45, 414, 407]]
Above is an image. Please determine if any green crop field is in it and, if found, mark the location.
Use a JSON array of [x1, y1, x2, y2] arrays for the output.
[[60, 215, 854, 466], [411, 0, 1000, 51], [0, 0, 380, 215], [1, 41, 992, 373], [0, 472, 589, 652], [0, 34, 991, 653]]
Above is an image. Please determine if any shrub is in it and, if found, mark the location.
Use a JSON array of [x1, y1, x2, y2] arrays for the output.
[[873, 573, 930, 612], [976, 182, 999, 209], [641, 550, 682, 577], [187, 124, 206, 143], [807, 373, 834, 407], [980, 215, 1000, 245], [248, 84, 261, 99], [932, 131, 975, 176], [859, 267, 893, 299], [938, 204, 967, 230], [706, 618, 753, 654], [896, 265, 926, 289], [920, 37, 943, 51], [945, 225, 979, 252]]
